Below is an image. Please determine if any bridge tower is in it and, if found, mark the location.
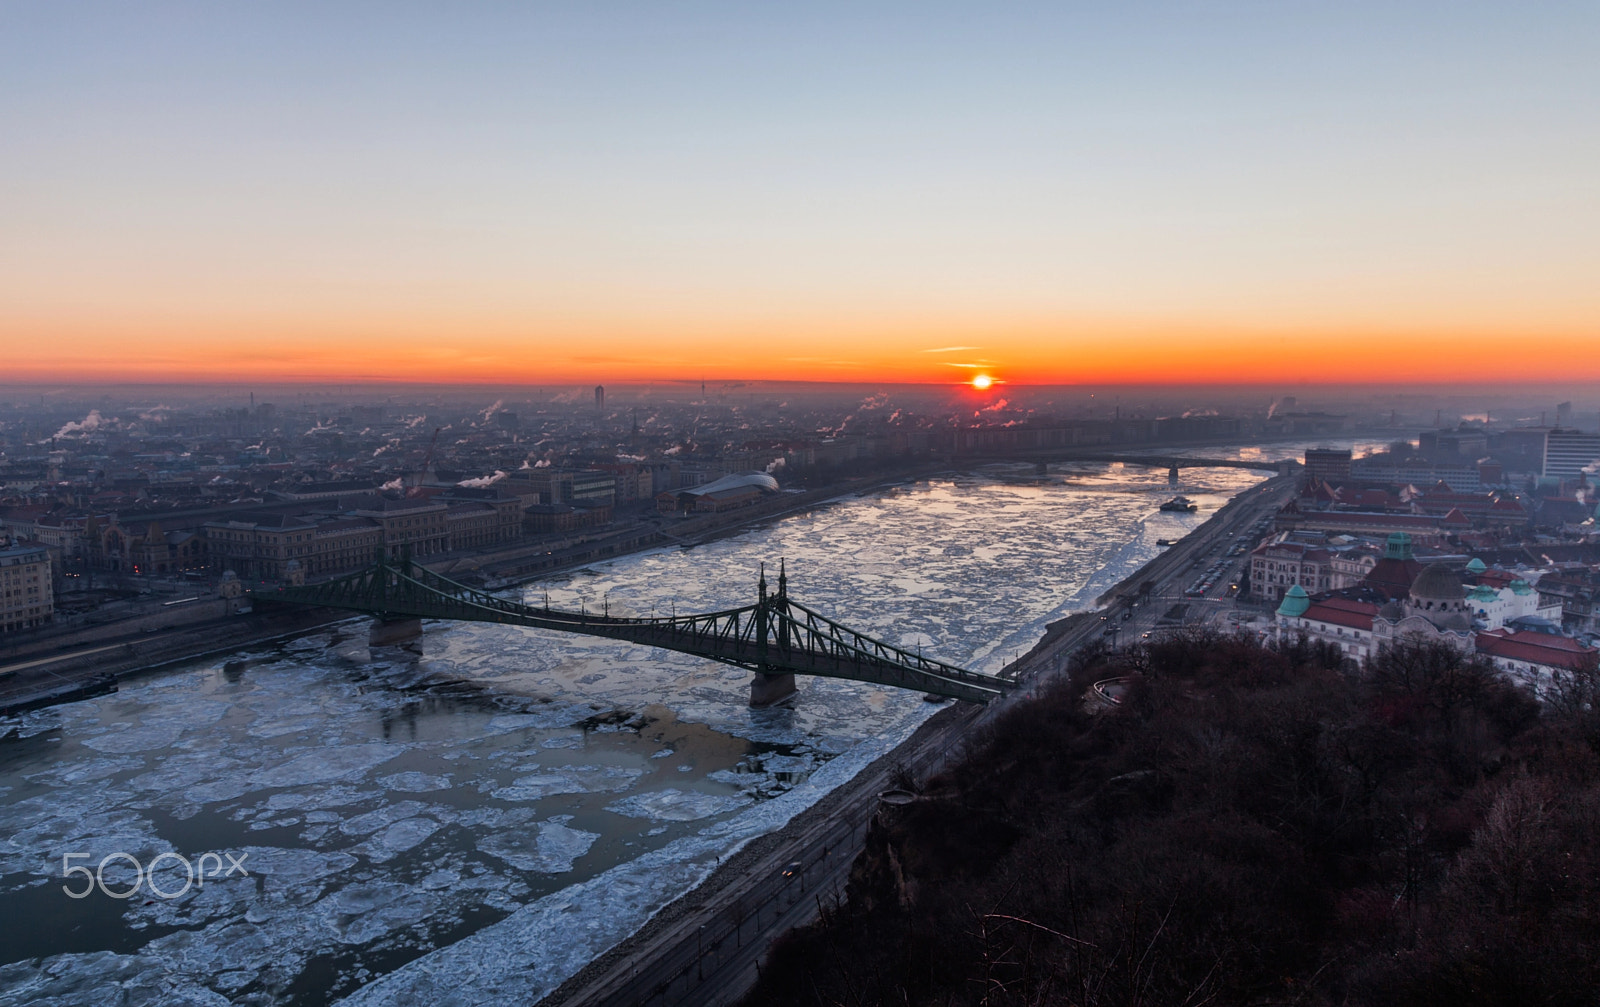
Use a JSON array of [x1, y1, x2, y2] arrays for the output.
[[749, 562, 798, 707], [1168, 464, 1180, 486]]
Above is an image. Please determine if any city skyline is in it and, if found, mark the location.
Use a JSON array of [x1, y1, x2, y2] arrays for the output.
[[4, 3, 1597, 385]]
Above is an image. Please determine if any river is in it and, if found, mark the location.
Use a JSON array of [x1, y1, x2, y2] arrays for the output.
[[0, 442, 1371, 1005]]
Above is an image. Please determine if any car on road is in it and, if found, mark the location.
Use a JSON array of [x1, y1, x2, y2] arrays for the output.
[[781, 861, 802, 878]]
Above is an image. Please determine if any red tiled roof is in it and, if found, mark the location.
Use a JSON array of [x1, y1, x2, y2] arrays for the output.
[[1441, 508, 1471, 526], [1364, 557, 1425, 598], [1476, 630, 1596, 671], [1300, 598, 1379, 630]]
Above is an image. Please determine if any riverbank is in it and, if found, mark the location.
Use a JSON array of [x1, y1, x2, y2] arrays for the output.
[[0, 606, 353, 714]]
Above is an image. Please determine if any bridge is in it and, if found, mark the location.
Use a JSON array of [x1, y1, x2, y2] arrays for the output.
[[957, 450, 1294, 481], [1065, 453, 1289, 473], [269, 554, 1010, 706]]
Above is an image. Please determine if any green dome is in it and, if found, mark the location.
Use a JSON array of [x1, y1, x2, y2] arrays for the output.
[[1276, 584, 1311, 617], [1510, 580, 1534, 595], [1465, 557, 1487, 574]]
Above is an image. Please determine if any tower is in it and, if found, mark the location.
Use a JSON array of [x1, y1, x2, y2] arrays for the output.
[[594, 385, 604, 411]]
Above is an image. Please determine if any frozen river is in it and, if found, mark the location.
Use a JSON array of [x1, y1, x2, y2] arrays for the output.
[[0, 446, 1356, 1005]]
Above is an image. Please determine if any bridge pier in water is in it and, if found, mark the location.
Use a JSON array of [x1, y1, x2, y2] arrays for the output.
[[369, 617, 423, 647], [749, 671, 797, 707]]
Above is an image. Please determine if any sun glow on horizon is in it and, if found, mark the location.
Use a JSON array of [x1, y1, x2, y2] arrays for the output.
[[971, 374, 994, 390]]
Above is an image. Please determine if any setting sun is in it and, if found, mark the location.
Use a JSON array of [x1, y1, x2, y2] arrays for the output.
[[971, 374, 994, 390]]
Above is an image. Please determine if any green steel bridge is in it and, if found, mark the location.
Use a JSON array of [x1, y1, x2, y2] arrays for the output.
[[269, 555, 1010, 706]]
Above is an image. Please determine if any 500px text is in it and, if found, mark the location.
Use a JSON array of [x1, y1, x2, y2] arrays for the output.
[[60, 851, 249, 899]]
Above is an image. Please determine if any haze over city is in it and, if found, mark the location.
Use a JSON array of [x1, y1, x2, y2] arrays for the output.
[[3, 5, 1600, 1007]]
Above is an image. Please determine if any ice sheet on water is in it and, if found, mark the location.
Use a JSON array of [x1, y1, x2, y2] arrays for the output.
[[22, 754, 139, 787], [489, 764, 644, 802], [376, 771, 451, 792], [0, 796, 166, 882], [252, 743, 407, 788], [355, 818, 443, 863], [338, 800, 445, 836], [0, 950, 231, 1007], [540, 731, 586, 750], [604, 789, 753, 822], [78, 724, 188, 754], [477, 820, 599, 873], [453, 806, 537, 830]]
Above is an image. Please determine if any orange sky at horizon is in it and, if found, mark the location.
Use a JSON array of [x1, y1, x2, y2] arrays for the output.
[[5, 313, 1597, 387]]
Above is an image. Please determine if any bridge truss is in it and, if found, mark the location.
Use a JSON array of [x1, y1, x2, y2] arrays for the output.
[[270, 555, 1010, 704]]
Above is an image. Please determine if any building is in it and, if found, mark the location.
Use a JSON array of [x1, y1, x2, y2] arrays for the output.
[[506, 469, 616, 508], [591, 464, 654, 503], [0, 543, 53, 633], [1248, 539, 1334, 602], [83, 515, 208, 575], [1276, 506, 1449, 543], [1419, 427, 1489, 465], [1460, 558, 1565, 631], [269, 480, 382, 502], [657, 471, 779, 514], [1543, 428, 1600, 479], [1475, 629, 1597, 693], [1276, 561, 1476, 663], [205, 514, 356, 581], [438, 488, 525, 550], [524, 502, 612, 534], [1533, 566, 1600, 635], [1303, 448, 1352, 484], [594, 385, 605, 411], [1369, 564, 1478, 655], [1328, 544, 1381, 589], [350, 497, 449, 557], [1274, 588, 1381, 663], [1348, 457, 1484, 491]]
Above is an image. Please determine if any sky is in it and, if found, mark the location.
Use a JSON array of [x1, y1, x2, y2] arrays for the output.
[[2, 2, 1597, 386]]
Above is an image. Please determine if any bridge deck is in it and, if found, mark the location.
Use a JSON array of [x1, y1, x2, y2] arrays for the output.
[[270, 558, 1009, 704]]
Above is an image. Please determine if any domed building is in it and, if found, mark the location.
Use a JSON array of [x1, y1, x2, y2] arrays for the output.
[[1371, 561, 1475, 653]]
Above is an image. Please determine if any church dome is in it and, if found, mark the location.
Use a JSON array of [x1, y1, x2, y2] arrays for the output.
[[1410, 563, 1465, 602]]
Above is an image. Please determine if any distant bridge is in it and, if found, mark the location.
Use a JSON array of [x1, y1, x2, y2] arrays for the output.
[[985, 454, 1286, 473], [958, 450, 1294, 478], [270, 555, 1009, 706], [1065, 453, 1291, 473]]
